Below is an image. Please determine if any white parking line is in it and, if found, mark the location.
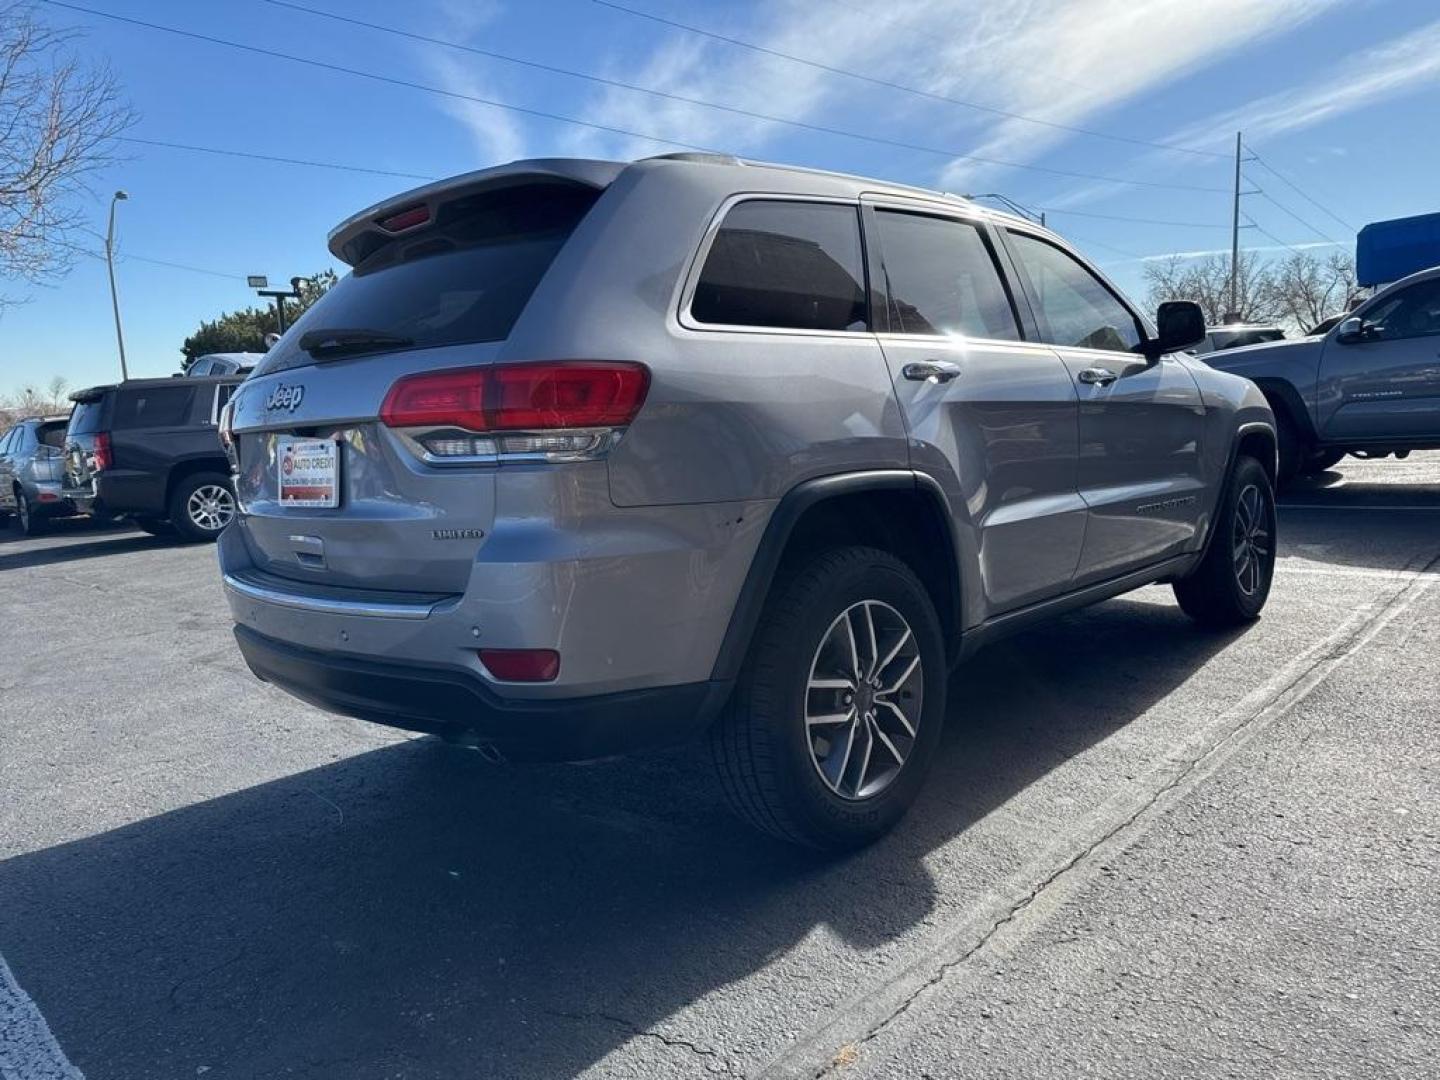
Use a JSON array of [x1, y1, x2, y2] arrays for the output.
[[0, 954, 84, 1079], [1276, 565, 1440, 582], [1281, 503, 1440, 511]]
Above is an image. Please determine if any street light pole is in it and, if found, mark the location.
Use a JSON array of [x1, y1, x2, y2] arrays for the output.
[[105, 190, 130, 381]]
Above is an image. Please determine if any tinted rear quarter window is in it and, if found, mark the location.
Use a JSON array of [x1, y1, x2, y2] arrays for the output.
[[255, 183, 600, 377], [67, 397, 109, 436], [876, 210, 1019, 339], [692, 200, 868, 332], [112, 386, 196, 430]]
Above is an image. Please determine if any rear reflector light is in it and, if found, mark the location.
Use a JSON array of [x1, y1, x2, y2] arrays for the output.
[[378, 204, 430, 232], [93, 432, 112, 472], [381, 362, 649, 434], [479, 648, 560, 682]]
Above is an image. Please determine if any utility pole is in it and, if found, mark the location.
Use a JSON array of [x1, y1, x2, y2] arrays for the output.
[[105, 190, 130, 380], [1229, 131, 1242, 323]]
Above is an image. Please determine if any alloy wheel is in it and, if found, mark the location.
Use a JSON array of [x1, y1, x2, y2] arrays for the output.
[[187, 483, 235, 533], [1232, 482, 1271, 596], [805, 599, 923, 801]]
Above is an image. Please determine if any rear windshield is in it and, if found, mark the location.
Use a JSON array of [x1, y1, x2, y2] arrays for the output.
[[254, 184, 600, 377], [67, 397, 109, 436], [38, 420, 67, 447]]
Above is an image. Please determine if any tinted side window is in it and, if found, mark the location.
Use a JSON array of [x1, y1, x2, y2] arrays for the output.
[[1007, 232, 1142, 352], [692, 200, 867, 332], [876, 211, 1019, 340], [0, 429, 14, 454], [1361, 279, 1440, 341], [112, 386, 196, 430]]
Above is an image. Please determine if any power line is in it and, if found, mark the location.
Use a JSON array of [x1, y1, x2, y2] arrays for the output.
[[1242, 179, 1338, 244], [39, 0, 715, 153], [1244, 145, 1356, 233], [1037, 206, 1224, 230], [589, 0, 1233, 162], [60, 234, 250, 280], [41, 1, 1230, 195], [263, 0, 1224, 188], [1240, 213, 1314, 259], [118, 136, 439, 181]]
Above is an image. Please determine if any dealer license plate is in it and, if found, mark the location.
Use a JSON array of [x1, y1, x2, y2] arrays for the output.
[[278, 438, 340, 508]]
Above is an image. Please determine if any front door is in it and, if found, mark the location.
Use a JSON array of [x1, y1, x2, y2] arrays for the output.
[[865, 203, 1084, 616], [1318, 275, 1440, 441], [1002, 229, 1207, 583]]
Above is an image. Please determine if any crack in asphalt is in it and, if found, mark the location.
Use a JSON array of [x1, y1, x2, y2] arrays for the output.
[[807, 552, 1440, 1078], [546, 1009, 735, 1073]]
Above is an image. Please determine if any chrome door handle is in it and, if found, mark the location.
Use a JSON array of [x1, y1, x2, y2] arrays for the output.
[[902, 359, 962, 384], [1077, 367, 1118, 386]]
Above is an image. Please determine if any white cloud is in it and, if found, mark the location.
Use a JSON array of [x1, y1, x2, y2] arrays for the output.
[[423, 1, 527, 167], [563, 0, 1342, 186], [1169, 15, 1440, 146], [1047, 15, 1440, 211]]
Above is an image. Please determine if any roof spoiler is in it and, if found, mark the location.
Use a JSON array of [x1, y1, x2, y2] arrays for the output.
[[327, 158, 626, 267]]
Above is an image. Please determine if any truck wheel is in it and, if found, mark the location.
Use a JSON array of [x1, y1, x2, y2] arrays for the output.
[[169, 473, 236, 543], [709, 546, 946, 850], [1174, 455, 1276, 627]]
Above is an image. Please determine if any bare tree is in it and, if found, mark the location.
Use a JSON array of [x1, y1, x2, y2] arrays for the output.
[[1266, 251, 1358, 333], [1144, 251, 1282, 326], [0, 374, 72, 428], [0, 2, 133, 303]]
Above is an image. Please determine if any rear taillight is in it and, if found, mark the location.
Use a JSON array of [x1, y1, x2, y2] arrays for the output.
[[218, 400, 238, 469], [93, 432, 112, 472], [381, 362, 650, 463]]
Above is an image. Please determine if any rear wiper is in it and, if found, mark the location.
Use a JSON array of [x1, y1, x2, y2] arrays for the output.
[[297, 328, 414, 359]]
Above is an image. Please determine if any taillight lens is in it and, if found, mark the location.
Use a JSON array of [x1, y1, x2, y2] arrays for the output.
[[381, 362, 650, 462], [93, 432, 112, 472]]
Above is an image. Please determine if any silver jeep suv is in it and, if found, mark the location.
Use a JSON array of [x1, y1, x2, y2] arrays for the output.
[[220, 154, 1277, 848]]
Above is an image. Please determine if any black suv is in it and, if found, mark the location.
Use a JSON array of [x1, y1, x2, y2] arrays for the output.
[[64, 376, 241, 541]]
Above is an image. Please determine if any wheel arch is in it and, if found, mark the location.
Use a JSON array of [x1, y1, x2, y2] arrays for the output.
[[710, 470, 965, 682], [164, 456, 233, 510], [1251, 378, 1316, 443]]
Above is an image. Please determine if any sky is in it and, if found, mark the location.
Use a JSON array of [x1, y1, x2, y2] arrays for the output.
[[3, 0, 1440, 396]]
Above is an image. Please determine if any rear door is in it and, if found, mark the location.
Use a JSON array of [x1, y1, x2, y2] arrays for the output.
[[1002, 228, 1207, 582], [864, 201, 1084, 613], [1317, 275, 1440, 440]]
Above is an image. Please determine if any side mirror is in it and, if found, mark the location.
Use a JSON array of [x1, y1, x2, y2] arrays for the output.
[[1335, 316, 1366, 344], [1148, 300, 1206, 359]]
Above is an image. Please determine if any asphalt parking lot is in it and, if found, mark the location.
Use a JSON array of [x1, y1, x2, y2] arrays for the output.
[[2, 457, 1438, 1080]]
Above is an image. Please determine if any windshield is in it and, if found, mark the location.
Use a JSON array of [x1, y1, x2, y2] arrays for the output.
[[254, 184, 600, 377]]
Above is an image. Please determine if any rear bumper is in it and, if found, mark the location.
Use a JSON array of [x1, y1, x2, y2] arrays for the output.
[[234, 625, 731, 761]]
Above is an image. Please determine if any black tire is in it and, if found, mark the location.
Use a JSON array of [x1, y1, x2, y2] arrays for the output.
[[168, 472, 236, 543], [1174, 455, 1276, 627], [15, 490, 46, 536], [134, 517, 175, 537], [1301, 449, 1345, 476], [709, 545, 947, 850]]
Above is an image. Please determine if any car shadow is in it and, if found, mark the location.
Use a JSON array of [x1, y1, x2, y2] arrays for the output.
[[1278, 465, 1440, 574], [0, 598, 1242, 1079], [0, 527, 188, 570]]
